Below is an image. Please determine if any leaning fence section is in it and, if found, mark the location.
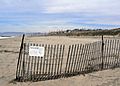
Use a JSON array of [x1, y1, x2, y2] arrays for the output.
[[103, 39, 120, 69], [64, 41, 102, 76], [16, 39, 120, 82], [64, 39, 120, 77]]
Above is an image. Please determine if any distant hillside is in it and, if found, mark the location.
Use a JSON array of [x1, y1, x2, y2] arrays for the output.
[[0, 32, 25, 37], [111, 28, 120, 30], [48, 28, 120, 36], [0, 32, 47, 37]]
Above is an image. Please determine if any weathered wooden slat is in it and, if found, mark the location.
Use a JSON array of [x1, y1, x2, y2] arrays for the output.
[[113, 40, 119, 67], [59, 45, 65, 76], [70, 44, 77, 74], [39, 44, 44, 80], [110, 40, 114, 68], [51, 45, 56, 78], [73, 44, 79, 73], [95, 42, 100, 70], [48, 45, 53, 79], [67, 45, 74, 75], [78, 45, 84, 72], [116, 40, 120, 67], [26, 43, 31, 80], [44, 44, 50, 79], [83, 44, 89, 72], [54, 44, 59, 78], [117, 40, 120, 67], [103, 40, 107, 69], [114, 40, 119, 67], [36, 56, 40, 79], [111, 40, 116, 67], [65, 45, 71, 75], [90, 43, 94, 71], [22, 43, 26, 81], [57, 45, 62, 75], [87, 44, 91, 71], [31, 43, 35, 80], [43, 44, 48, 80], [82, 44, 88, 72], [101, 35, 104, 69], [33, 44, 38, 80], [41, 44, 47, 80], [35, 44, 40, 81], [24, 43, 27, 80], [34, 44, 39, 80], [108, 40, 112, 68], [106, 40, 110, 68], [75, 44, 82, 72], [30, 44, 34, 80]]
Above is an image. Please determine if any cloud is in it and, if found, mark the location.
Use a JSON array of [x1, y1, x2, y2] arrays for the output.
[[43, 0, 120, 14], [0, 0, 120, 32], [0, 0, 45, 12]]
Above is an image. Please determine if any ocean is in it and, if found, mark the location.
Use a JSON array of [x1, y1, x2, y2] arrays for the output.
[[0, 36, 14, 39]]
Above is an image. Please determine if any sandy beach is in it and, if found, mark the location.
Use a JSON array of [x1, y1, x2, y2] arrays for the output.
[[0, 36, 120, 86]]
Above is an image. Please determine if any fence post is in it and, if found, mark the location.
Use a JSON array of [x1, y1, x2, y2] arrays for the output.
[[101, 35, 104, 70], [16, 34, 25, 80]]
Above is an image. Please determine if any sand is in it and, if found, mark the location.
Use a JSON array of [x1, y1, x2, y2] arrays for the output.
[[0, 36, 120, 86]]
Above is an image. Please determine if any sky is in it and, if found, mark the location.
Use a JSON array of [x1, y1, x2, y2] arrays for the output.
[[0, 0, 120, 32]]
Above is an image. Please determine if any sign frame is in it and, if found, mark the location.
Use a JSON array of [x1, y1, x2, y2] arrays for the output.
[[29, 46, 44, 57]]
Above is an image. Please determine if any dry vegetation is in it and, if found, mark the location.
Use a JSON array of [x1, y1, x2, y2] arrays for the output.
[[48, 28, 120, 36]]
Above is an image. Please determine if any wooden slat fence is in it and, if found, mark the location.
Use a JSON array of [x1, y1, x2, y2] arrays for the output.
[[65, 39, 120, 77], [16, 39, 120, 82], [65, 41, 102, 76], [103, 39, 120, 69], [16, 43, 65, 81]]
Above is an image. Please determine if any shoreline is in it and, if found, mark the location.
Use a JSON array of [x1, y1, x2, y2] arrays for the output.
[[0, 36, 14, 39]]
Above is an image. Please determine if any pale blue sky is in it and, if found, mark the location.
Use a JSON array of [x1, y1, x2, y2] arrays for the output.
[[0, 0, 120, 32]]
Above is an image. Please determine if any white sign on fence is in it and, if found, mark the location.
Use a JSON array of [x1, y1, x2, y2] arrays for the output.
[[29, 46, 44, 57]]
